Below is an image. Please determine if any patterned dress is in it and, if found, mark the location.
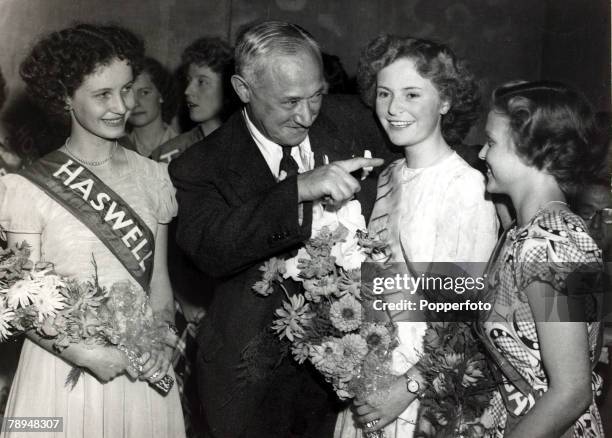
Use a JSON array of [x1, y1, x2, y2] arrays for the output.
[[480, 208, 604, 437]]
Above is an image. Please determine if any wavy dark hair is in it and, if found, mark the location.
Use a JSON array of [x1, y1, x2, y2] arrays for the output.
[[357, 35, 481, 146], [491, 80, 609, 194], [138, 57, 178, 123], [180, 37, 237, 121], [20, 23, 144, 116]]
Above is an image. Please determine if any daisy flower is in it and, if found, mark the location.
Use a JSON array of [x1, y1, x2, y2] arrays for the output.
[[6, 279, 36, 309], [0, 298, 15, 341], [329, 295, 362, 332], [272, 295, 312, 341], [32, 282, 66, 320]]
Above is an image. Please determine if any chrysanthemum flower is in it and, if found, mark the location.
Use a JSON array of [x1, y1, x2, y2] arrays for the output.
[[310, 340, 343, 376], [337, 269, 361, 298], [304, 275, 338, 301], [329, 295, 362, 332], [340, 333, 368, 366], [298, 256, 335, 279], [360, 323, 392, 350], [252, 280, 275, 296], [462, 358, 485, 387], [272, 295, 312, 341], [6, 279, 36, 309], [442, 352, 464, 371], [291, 342, 310, 364], [0, 298, 15, 341], [33, 282, 66, 320], [260, 258, 286, 282]]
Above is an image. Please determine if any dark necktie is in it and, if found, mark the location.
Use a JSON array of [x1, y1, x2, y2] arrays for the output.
[[279, 146, 299, 179]]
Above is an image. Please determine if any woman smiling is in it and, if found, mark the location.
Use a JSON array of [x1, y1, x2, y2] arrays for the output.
[[0, 24, 185, 438]]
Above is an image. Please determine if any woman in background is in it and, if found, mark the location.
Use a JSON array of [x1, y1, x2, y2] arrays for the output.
[[126, 56, 179, 157], [0, 23, 184, 437], [150, 36, 236, 438], [335, 35, 498, 438], [151, 36, 236, 163], [478, 81, 607, 437]]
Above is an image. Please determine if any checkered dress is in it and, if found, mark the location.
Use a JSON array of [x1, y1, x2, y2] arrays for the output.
[[481, 208, 604, 437]]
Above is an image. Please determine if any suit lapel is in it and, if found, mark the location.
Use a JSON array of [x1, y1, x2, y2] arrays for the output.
[[226, 112, 278, 202]]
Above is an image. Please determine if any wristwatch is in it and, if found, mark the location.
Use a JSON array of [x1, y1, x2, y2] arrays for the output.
[[405, 375, 425, 399]]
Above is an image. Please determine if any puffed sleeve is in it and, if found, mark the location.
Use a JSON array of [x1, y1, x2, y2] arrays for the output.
[[515, 210, 602, 299], [438, 169, 499, 265], [154, 162, 178, 224], [0, 174, 44, 234]]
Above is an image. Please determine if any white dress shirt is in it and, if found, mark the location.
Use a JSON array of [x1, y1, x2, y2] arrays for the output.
[[242, 108, 315, 178]]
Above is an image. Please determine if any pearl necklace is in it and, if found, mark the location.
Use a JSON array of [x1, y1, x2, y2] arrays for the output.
[[64, 137, 117, 166]]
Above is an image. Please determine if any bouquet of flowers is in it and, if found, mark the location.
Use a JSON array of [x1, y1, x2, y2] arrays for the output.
[[415, 322, 497, 437], [254, 200, 497, 438], [253, 201, 402, 437], [0, 243, 175, 395]]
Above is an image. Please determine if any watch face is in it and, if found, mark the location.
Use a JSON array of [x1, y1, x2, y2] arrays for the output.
[[407, 379, 420, 393]]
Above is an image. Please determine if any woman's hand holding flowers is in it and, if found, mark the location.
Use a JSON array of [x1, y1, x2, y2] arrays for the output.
[[353, 376, 417, 432], [80, 345, 133, 383], [138, 327, 178, 383]]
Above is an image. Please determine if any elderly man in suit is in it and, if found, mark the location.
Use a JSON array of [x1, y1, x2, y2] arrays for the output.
[[169, 21, 389, 438]]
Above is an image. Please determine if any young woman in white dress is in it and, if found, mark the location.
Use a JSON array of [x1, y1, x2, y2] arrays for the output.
[[335, 35, 498, 438], [0, 24, 185, 438]]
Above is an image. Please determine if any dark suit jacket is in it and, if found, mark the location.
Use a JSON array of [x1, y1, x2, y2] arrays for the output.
[[169, 94, 391, 437]]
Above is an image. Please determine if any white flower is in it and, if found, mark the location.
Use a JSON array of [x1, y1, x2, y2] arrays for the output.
[[0, 298, 15, 341], [6, 279, 36, 309], [311, 202, 340, 237], [32, 282, 66, 320], [336, 200, 366, 234], [331, 233, 367, 271], [283, 247, 310, 282], [311, 200, 367, 239]]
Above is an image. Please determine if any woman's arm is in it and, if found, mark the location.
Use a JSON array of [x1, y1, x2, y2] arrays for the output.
[[6, 232, 132, 382], [137, 223, 177, 382], [148, 224, 174, 324], [353, 367, 425, 432], [506, 281, 593, 438]]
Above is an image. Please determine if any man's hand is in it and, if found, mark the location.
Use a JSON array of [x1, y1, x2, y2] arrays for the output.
[[297, 157, 384, 204]]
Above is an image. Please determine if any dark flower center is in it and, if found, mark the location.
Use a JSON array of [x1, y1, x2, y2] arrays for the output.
[[367, 333, 381, 346], [342, 308, 355, 319]]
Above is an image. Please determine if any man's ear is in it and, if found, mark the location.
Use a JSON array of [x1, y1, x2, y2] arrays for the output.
[[231, 74, 251, 104]]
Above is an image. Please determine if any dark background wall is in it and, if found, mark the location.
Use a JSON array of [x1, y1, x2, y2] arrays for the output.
[[0, 0, 609, 123]]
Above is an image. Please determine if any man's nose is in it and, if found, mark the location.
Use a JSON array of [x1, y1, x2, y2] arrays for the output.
[[294, 101, 316, 127]]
